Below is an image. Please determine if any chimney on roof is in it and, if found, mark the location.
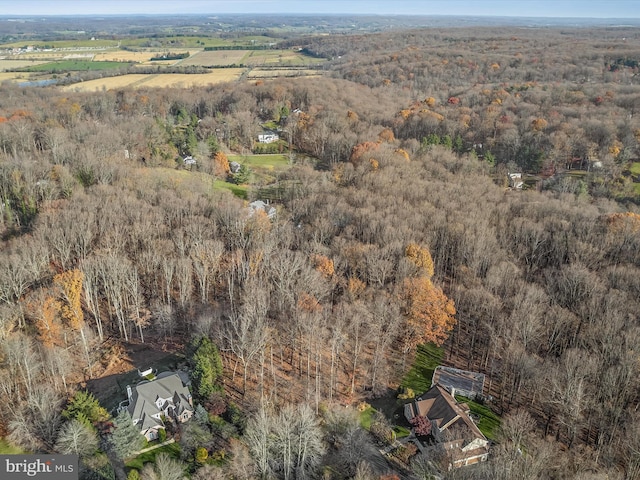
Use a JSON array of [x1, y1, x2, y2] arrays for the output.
[[127, 385, 132, 401]]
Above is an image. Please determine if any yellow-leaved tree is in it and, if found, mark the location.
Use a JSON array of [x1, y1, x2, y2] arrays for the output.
[[54, 269, 92, 375], [54, 269, 84, 331]]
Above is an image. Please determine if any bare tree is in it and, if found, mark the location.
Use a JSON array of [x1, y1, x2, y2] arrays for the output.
[[9, 385, 63, 451], [55, 419, 98, 458], [140, 452, 187, 480], [246, 404, 325, 480], [221, 280, 269, 395], [190, 240, 223, 303], [545, 349, 594, 448], [80, 257, 104, 341]]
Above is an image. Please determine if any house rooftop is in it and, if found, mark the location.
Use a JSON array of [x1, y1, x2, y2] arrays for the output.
[[128, 372, 192, 433], [405, 384, 486, 441]]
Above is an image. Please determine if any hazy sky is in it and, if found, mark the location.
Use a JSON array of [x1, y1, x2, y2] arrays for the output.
[[1, 1, 639, 18]]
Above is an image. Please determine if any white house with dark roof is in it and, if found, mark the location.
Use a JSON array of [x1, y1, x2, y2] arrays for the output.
[[126, 371, 194, 441], [258, 131, 279, 143]]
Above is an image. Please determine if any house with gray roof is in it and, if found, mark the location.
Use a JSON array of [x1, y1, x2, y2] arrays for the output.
[[126, 371, 194, 441]]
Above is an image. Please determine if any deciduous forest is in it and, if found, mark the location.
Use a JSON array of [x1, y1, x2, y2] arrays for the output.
[[0, 22, 639, 480]]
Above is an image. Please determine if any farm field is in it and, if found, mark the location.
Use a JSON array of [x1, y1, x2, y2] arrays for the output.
[[94, 49, 197, 64], [179, 49, 248, 66], [0, 72, 33, 82], [0, 39, 119, 49], [62, 74, 149, 91], [20, 60, 129, 72], [247, 68, 321, 78], [0, 59, 50, 70], [243, 49, 323, 66], [119, 35, 275, 49], [61, 69, 245, 91], [2, 52, 69, 61]]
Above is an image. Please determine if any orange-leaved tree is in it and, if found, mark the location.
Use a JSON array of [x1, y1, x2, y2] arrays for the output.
[[213, 151, 230, 177], [405, 243, 435, 278], [32, 291, 63, 348], [400, 276, 456, 353], [350, 141, 380, 165], [311, 254, 335, 278]]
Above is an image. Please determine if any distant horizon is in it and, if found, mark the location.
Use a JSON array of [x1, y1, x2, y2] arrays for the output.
[[1, 1, 639, 19]]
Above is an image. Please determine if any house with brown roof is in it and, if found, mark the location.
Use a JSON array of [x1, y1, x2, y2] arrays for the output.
[[404, 384, 489, 469]]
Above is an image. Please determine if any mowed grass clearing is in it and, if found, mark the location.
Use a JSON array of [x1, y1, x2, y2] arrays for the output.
[[61, 69, 245, 91], [213, 179, 248, 199], [228, 154, 290, 169], [455, 395, 501, 441], [401, 343, 444, 394]]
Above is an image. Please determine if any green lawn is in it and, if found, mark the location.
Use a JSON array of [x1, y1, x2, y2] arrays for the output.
[[456, 396, 501, 441], [393, 425, 411, 439], [400, 343, 444, 394], [18, 61, 130, 72], [125, 442, 181, 471], [213, 179, 248, 199], [228, 154, 290, 169], [359, 405, 376, 430], [0, 439, 24, 454], [629, 162, 640, 175]]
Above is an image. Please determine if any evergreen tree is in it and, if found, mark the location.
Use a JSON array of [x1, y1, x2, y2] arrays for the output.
[[231, 164, 251, 184], [190, 336, 224, 402], [62, 390, 110, 428], [109, 410, 145, 460]]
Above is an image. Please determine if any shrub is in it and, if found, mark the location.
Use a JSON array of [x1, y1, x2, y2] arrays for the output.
[[397, 387, 415, 400]]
